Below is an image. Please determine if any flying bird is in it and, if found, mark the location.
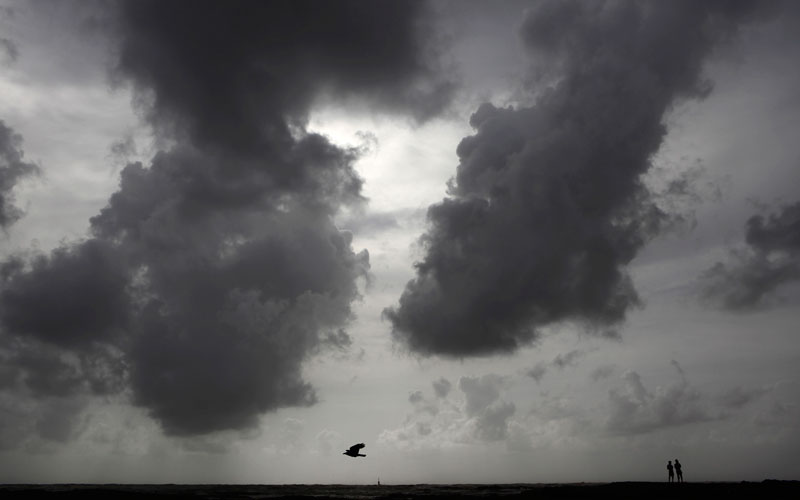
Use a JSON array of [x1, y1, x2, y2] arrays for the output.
[[343, 443, 366, 457]]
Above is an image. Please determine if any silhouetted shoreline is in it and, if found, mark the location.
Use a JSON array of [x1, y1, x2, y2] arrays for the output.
[[1, 480, 798, 499]]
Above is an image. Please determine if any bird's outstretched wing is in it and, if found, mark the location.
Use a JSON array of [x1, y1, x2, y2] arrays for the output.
[[348, 443, 365, 454]]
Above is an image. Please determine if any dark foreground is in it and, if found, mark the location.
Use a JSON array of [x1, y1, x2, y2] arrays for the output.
[[1, 481, 798, 499]]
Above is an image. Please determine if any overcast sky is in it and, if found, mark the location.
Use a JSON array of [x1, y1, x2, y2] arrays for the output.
[[1, 0, 799, 484]]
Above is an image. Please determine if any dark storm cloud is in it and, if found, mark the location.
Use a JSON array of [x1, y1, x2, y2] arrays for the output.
[[90, 162, 371, 435], [701, 201, 800, 310], [386, 0, 768, 356], [0, 0, 454, 437], [0, 240, 130, 348], [114, 0, 454, 155], [11, 348, 84, 397], [0, 121, 39, 228]]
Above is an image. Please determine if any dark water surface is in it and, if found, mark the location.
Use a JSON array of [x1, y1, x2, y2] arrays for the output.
[[1, 481, 798, 499]]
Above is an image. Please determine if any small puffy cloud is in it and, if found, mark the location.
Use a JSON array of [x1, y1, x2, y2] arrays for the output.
[[719, 385, 770, 410], [474, 401, 515, 442], [459, 374, 504, 416], [107, 135, 138, 168], [0, 120, 40, 228], [526, 350, 588, 384], [408, 390, 439, 416], [380, 373, 517, 451], [0, 38, 17, 64], [432, 377, 452, 399], [606, 363, 715, 435], [526, 363, 547, 383], [552, 349, 585, 369], [590, 365, 616, 382], [700, 202, 800, 310]]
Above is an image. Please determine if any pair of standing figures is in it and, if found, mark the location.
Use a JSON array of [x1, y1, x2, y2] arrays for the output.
[[667, 459, 683, 482]]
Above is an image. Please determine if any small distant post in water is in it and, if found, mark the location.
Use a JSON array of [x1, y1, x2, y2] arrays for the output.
[[667, 460, 674, 483], [675, 459, 683, 483]]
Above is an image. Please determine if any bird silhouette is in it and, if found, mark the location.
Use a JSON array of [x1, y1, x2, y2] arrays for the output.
[[343, 443, 366, 457]]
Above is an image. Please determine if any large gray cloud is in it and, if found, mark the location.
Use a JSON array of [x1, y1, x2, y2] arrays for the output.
[[113, 0, 454, 153], [701, 201, 800, 310], [0, 121, 39, 228], [0, 0, 453, 437], [386, 0, 769, 356]]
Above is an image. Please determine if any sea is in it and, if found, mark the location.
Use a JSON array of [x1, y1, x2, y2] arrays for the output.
[[0, 480, 798, 499]]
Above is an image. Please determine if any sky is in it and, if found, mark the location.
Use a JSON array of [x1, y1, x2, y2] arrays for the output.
[[0, 0, 799, 485]]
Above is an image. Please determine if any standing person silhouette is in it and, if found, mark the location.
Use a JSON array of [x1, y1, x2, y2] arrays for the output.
[[667, 460, 674, 483], [675, 459, 683, 483]]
